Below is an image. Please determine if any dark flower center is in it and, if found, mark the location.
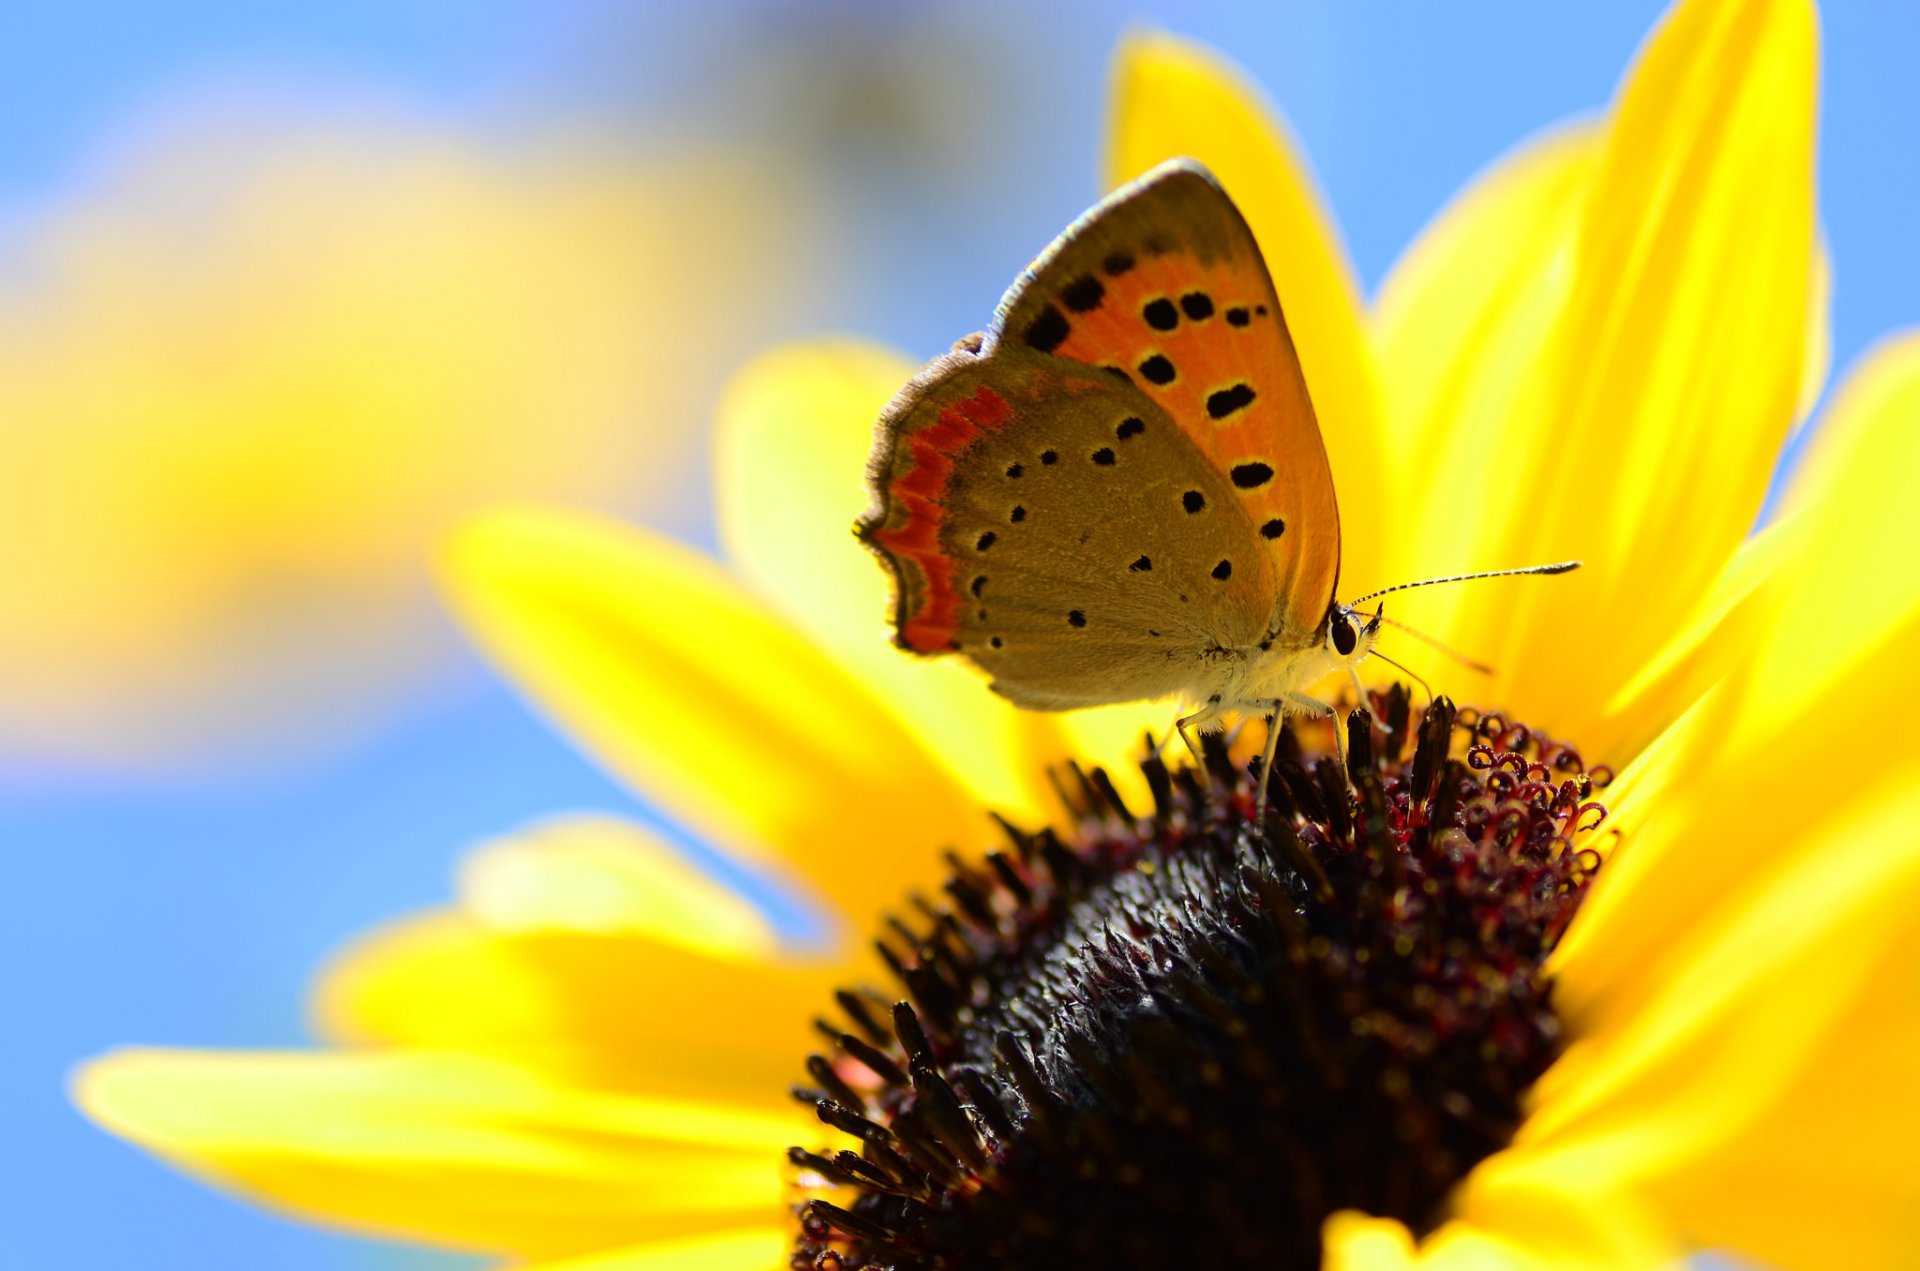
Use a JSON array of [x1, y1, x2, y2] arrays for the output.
[[788, 689, 1608, 1270]]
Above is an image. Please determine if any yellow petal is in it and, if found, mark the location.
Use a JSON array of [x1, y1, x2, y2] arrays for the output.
[[1323, 1205, 1661, 1271], [1106, 31, 1388, 600], [714, 340, 1064, 822], [1635, 930, 1920, 1269], [1590, 520, 1789, 762], [530, 1229, 789, 1271], [1370, 124, 1597, 601], [1735, 332, 1920, 742], [440, 506, 993, 923], [1553, 333, 1920, 1014], [1523, 778, 1920, 1268], [73, 1050, 798, 1260], [1442, 0, 1820, 749], [316, 816, 843, 1104], [1442, 1140, 1676, 1271]]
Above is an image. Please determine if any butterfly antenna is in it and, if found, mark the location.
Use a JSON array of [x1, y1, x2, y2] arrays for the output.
[[1367, 612, 1496, 676], [1369, 650, 1434, 705], [1347, 560, 1580, 609]]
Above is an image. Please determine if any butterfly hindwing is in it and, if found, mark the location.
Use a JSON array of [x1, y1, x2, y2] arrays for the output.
[[859, 348, 1273, 710], [990, 160, 1340, 649]]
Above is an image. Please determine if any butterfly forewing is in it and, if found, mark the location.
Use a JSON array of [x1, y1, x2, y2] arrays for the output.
[[991, 161, 1340, 648], [860, 349, 1273, 710]]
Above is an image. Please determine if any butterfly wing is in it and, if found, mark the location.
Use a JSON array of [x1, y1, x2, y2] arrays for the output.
[[991, 159, 1340, 649], [858, 348, 1273, 710]]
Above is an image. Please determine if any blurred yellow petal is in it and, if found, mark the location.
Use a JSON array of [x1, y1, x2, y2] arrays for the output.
[[317, 917, 834, 1107], [74, 1050, 796, 1260], [531, 1228, 789, 1271], [1053, 698, 1172, 781], [440, 506, 990, 922], [1463, 0, 1818, 746], [314, 818, 842, 1105], [1323, 1213, 1423, 1271], [0, 111, 809, 769], [1107, 32, 1388, 597], [456, 814, 776, 959], [1794, 238, 1833, 423], [715, 340, 1064, 821]]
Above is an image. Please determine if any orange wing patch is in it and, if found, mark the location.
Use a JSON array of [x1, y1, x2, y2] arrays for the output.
[[1039, 251, 1315, 553], [866, 382, 1014, 652]]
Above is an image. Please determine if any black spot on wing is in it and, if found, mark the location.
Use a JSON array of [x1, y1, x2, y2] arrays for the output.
[[1139, 355, 1176, 386], [1061, 275, 1104, 313], [1130, 556, 1152, 572], [1182, 490, 1206, 514], [1067, 610, 1087, 627], [1142, 298, 1178, 331], [1024, 306, 1069, 353], [1207, 384, 1257, 420], [1231, 462, 1274, 489], [1102, 250, 1135, 276], [1040, 450, 1058, 465], [1091, 448, 1116, 466], [1226, 307, 1251, 327], [1261, 519, 1286, 539], [1005, 463, 1024, 479], [976, 531, 997, 550], [1010, 506, 1026, 523], [1115, 416, 1145, 440], [1212, 559, 1233, 581], [1180, 292, 1214, 321], [971, 575, 988, 597]]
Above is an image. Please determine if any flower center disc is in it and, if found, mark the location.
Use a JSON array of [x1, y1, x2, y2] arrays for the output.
[[789, 689, 1607, 1270]]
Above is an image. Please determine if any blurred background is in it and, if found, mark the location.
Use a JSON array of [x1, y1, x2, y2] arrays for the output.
[[3, 2, 1913, 1267]]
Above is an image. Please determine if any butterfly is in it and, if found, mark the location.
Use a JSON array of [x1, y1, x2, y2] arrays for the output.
[[857, 159, 1568, 801]]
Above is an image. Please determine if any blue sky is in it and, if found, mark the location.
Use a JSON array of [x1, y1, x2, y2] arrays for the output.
[[5, 3, 1915, 1268]]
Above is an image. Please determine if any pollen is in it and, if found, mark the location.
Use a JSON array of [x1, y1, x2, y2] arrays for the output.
[[787, 689, 1608, 1269]]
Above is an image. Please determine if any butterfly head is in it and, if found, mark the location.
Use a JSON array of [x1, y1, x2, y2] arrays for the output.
[[1326, 602, 1383, 669]]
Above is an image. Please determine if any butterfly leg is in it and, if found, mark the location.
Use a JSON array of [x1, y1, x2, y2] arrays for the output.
[[1253, 701, 1284, 824], [1287, 691, 1348, 781], [1174, 713, 1207, 768], [1165, 694, 1237, 770]]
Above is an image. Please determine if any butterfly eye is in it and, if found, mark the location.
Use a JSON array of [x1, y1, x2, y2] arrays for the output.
[[1328, 608, 1358, 657]]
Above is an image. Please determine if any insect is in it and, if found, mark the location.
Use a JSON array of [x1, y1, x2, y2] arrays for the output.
[[858, 159, 1572, 812]]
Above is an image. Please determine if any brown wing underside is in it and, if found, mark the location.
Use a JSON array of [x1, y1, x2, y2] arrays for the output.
[[861, 351, 1272, 708]]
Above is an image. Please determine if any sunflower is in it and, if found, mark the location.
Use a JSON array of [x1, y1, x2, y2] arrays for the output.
[[78, 0, 1920, 1267]]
